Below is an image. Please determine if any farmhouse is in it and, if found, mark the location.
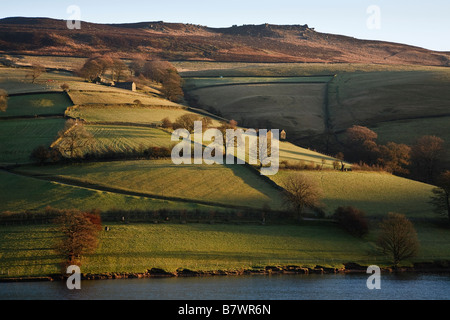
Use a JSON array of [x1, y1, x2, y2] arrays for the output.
[[114, 81, 136, 92]]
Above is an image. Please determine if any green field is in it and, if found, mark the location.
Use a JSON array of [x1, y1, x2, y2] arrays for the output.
[[328, 71, 450, 132], [183, 76, 334, 90], [2, 221, 450, 278], [0, 118, 66, 164], [186, 82, 328, 138], [0, 170, 221, 213], [83, 125, 175, 154], [0, 92, 73, 117], [67, 105, 202, 125], [17, 160, 285, 210], [175, 61, 450, 77], [271, 170, 436, 219], [68, 90, 180, 106]]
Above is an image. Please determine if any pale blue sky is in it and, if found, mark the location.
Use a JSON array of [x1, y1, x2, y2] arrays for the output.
[[1, 1, 449, 51]]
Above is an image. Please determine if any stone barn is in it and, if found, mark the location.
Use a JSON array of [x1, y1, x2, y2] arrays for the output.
[[114, 81, 136, 92]]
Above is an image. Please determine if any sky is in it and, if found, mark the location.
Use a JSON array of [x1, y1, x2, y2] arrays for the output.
[[1, 0, 450, 51]]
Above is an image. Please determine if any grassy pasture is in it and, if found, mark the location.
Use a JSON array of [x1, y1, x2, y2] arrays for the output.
[[0, 92, 73, 117], [17, 160, 285, 210], [84, 125, 175, 154], [0, 118, 65, 164], [2, 221, 450, 278], [271, 170, 435, 219], [328, 71, 450, 132], [183, 76, 333, 90], [0, 170, 217, 214], [175, 61, 450, 77], [0, 222, 376, 277], [68, 90, 181, 106], [187, 82, 328, 137], [66, 105, 201, 125]]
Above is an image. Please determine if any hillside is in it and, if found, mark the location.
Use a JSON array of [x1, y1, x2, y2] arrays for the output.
[[1, 61, 449, 279], [0, 17, 449, 66]]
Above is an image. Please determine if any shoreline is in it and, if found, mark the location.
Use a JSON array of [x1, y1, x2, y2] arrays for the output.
[[2, 262, 450, 283]]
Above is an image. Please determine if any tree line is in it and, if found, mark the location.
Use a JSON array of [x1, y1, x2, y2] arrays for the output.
[[344, 125, 446, 183]]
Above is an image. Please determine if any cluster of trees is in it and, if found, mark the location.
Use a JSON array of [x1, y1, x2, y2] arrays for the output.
[[345, 125, 446, 182], [161, 114, 213, 132], [130, 58, 184, 102], [78, 55, 184, 102], [77, 55, 128, 83], [53, 209, 102, 269]]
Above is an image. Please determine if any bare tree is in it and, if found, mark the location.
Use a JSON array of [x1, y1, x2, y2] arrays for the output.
[[111, 58, 128, 82], [429, 171, 450, 223], [376, 213, 420, 266], [26, 64, 45, 83], [281, 173, 323, 220], [0, 89, 7, 112], [54, 120, 95, 158]]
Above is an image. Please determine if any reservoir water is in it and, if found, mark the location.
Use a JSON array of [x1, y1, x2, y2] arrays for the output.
[[1, 273, 450, 300]]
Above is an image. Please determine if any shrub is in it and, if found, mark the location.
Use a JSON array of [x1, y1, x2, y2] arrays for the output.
[[161, 117, 173, 129], [334, 206, 369, 237], [30, 145, 51, 164]]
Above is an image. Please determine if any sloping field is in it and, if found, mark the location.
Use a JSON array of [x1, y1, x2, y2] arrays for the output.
[[66, 105, 200, 125], [0, 118, 65, 164], [328, 70, 450, 132], [68, 90, 180, 106], [278, 141, 344, 168], [176, 62, 448, 77], [0, 170, 220, 213], [187, 82, 328, 137], [84, 125, 174, 154], [17, 160, 285, 210], [0, 222, 376, 277], [0, 67, 78, 94], [3, 221, 450, 277], [271, 170, 435, 219], [0, 92, 73, 117], [183, 76, 333, 90]]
